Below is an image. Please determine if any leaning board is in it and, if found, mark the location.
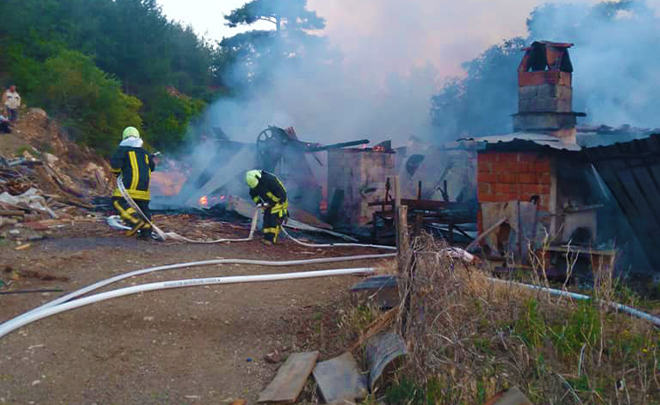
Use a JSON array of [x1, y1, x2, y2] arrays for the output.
[[258, 351, 319, 403]]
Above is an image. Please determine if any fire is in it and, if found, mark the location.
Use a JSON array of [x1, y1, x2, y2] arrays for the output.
[[199, 196, 208, 207]]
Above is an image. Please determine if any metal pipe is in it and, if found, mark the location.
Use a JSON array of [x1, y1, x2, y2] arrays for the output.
[[0, 268, 375, 339], [305, 139, 370, 152], [490, 278, 660, 327], [3, 254, 395, 328]]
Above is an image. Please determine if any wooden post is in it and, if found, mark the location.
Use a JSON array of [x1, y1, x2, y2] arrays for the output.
[[394, 176, 410, 275], [393, 176, 401, 212], [413, 212, 424, 236], [394, 176, 412, 335]]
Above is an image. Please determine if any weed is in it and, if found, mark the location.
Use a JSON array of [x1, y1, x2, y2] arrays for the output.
[[514, 298, 547, 348], [550, 300, 601, 357], [390, 233, 660, 404], [386, 378, 431, 405], [15, 145, 39, 157]]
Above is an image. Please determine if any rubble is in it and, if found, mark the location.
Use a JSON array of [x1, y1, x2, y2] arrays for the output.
[[0, 109, 113, 240]]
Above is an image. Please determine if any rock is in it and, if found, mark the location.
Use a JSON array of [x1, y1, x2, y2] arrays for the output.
[[43, 153, 59, 165], [184, 395, 201, 400], [30, 380, 41, 386], [28, 108, 48, 119], [143, 316, 154, 322], [265, 350, 282, 364]]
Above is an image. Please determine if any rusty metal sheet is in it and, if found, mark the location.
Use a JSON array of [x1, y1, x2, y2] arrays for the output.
[[365, 332, 407, 392]]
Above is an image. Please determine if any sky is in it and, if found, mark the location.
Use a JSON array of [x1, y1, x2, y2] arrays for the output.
[[157, 0, 660, 137], [156, 0, 635, 78]]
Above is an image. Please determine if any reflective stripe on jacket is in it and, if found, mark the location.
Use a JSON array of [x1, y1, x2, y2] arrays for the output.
[[110, 146, 154, 201]]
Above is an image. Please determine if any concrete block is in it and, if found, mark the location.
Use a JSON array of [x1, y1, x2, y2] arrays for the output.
[[513, 113, 577, 131], [518, 86, 537, 100], [518, 99, 532, 113]]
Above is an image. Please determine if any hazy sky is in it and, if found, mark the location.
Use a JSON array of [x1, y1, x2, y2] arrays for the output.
[[158, 0, 660, 78]]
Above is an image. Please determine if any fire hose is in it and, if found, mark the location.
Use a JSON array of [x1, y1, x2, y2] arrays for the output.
[[489, 278, 660, 327], [0, 267, 376, 340], [117, 176, 259, 243], [4, 253, 396, 328], [116, 177, 397, 250]]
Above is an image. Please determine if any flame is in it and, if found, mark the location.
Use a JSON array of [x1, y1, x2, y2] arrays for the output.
[[199, 196, 208, 207]]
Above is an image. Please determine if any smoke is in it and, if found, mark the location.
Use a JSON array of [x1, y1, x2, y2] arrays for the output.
[[527, 0, 660, 128], [211, 39, 440, 144]]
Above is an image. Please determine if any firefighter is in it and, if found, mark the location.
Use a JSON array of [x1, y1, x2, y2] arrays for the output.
[[110, 126, 155, 239], [246, 170, 288, 245]]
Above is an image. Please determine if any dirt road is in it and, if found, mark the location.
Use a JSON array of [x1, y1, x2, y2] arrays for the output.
[[0, 222, 392, 404]]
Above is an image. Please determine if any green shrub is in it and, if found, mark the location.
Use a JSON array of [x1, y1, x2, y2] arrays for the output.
[[140, 88, 206, 151], [37, 50, 142, 154]]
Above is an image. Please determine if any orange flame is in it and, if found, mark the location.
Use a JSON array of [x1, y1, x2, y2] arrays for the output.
[[199, 196, 208, 207]]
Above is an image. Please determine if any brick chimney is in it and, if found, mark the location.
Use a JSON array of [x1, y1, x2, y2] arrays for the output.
[[513, 41, 585, 143]]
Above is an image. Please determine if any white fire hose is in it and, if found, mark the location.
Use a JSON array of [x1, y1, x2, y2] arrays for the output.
[[489, 278, 660, 327], [5, 253, 396, 327], [117, 176, 259, 243], [117, 177, 397, 250], [0, 268, 375, 340]]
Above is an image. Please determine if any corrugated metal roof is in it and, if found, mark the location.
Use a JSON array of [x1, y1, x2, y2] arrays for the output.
[[455, 132, 582, 151], [577, 125, 659, 148], [584, 134, 660, 272]]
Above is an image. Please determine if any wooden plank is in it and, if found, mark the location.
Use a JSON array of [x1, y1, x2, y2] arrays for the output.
[[313, 352, 368, 404], [0, 209, 25, 217], [397, 205, 409, 275], [466, 217, 507, 252], [346, 308, 397, 352], [257, 351, 319, 403]]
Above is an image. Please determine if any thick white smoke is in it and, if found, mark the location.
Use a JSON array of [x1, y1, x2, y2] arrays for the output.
[[528, 0, 660, 128]]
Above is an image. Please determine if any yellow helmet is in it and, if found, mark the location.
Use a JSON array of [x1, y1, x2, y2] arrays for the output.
[[122, 126, 140, 140], [246, 170, 261, 188]]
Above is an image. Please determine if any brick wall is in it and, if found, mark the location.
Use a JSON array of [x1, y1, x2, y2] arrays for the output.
[[477, 151, 554, 215]]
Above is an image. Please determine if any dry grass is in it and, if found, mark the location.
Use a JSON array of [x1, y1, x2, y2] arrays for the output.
[[387, 234, 660, 404]]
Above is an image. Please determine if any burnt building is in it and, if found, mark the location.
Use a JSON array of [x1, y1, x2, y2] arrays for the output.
[[327, 146, 396, 227], [459, 41, 658, 274], [456, 42, 610, 266]]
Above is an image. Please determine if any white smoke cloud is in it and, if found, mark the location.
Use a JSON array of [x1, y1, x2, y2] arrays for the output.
[[528, 0, 660, 128]]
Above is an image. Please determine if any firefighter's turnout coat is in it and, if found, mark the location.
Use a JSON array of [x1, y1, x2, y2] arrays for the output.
[[249, 170, 288, 242], [110, 140, 154, 201]]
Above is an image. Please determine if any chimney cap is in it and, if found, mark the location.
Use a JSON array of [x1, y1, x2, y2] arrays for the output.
[[522, 41, 573, 51], [519, 40, 574, 73]]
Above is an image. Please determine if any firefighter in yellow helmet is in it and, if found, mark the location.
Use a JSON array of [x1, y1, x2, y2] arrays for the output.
[[246, 170, 288, 244], [110, 127, 156, 239]]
